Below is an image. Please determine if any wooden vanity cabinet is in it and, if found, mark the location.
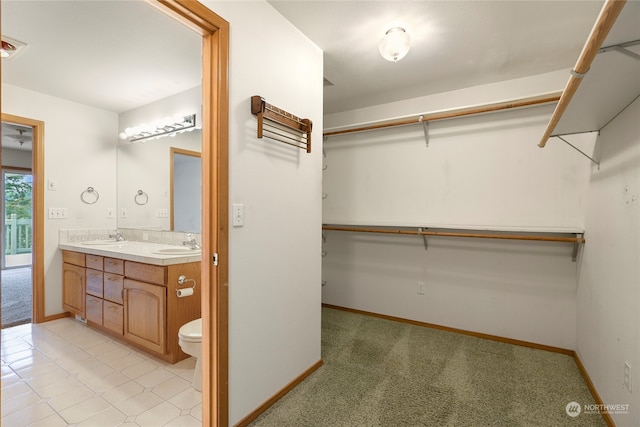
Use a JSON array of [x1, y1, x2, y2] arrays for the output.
[[122, 260, 201, 363], [61, 249, 200, 363], [62, 251, 86, 317]]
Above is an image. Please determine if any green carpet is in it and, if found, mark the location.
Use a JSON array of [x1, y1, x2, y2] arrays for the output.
[[251, 307, 606, 426]]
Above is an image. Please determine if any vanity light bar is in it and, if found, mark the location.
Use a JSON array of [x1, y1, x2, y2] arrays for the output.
[[119, 114, 197, 143]]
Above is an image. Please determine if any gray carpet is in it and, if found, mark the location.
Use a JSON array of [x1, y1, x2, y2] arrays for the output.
[[251, 307, 606, 426], [1, 267, 32, 328]]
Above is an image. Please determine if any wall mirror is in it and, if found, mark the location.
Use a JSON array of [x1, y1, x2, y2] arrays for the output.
[[116, 127, 202, 233]]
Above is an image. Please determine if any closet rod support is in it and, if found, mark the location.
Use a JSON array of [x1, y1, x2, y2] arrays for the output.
[[418, 228, 428, 250], [556, 136, 600, 167], [419, 116, 429, 148], [599, 39, 640, 61], [572, 233, 583, 262]]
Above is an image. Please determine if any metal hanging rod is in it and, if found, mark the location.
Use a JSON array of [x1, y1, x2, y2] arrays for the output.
[[323, 94, 561, 138]]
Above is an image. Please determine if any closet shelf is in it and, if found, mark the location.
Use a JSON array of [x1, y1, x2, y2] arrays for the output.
[[539, 0, 640, 147], [322, 224, 585, 261]]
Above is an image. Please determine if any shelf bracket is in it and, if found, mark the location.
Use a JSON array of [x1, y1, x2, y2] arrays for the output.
[[418, 227, 428, 250], [555, 135, 600, 168], [599, 39, 640, 62], [420, 116, 429, 148], [572, 233, 583, 262]]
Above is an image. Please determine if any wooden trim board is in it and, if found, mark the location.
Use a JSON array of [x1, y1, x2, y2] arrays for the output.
[[234, 359, 324, 427]]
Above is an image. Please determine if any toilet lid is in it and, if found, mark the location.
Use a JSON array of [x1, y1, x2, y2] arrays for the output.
[[179, 318, 202, 341]]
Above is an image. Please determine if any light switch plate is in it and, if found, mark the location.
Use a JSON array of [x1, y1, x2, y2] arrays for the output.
[[232, 203, 244, 227]]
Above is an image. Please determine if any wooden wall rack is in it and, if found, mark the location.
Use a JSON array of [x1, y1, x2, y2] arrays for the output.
[[251, 95, 313, 153], [322, 224, 586, 261]]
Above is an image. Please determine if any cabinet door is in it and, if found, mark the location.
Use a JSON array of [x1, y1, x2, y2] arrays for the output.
[[123, 279, 166, 354], [62, 262, 85, 317], [86, 295, 103, 325]]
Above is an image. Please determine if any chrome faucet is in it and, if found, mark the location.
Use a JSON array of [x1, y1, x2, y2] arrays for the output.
[[109, 230, 125, 241], [182, 233, 201, 250]]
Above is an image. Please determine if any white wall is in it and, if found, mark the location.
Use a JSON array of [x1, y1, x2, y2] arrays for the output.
[[203, 1, 323, 424], [576, 98, 639, 425], [322, 75, 596, 350], [2, 83, 118, 316]]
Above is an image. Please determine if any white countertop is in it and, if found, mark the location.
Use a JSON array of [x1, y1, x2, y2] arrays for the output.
[[59, 240, 202, 266]]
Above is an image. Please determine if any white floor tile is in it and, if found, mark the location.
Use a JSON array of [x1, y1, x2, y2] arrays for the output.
[[76, 406, 128, 427], [0, 401, 56, 427], [58, 396, 113, 424], [135, 401, 181, 426], [1, 319, 201, 426], [114, 390, 165, 416], [152, 375, 192, 400]]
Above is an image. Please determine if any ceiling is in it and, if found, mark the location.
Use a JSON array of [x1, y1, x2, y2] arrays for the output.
[[0, 0, 623, 145], [269, 1, 610, 115]]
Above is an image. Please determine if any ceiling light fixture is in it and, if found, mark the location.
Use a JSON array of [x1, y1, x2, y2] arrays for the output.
[[119, 114, 197, 143], [379, 27, 411, 62], [1, 36, 27, 59]]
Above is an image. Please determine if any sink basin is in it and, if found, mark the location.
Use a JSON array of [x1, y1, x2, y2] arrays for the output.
[[82, 240, 127, 246], [151, 247, 201, 255]]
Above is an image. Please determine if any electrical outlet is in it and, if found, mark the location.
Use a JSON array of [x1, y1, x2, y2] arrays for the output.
[[417, 282, 426, 295], [624, 362, 632, 392]]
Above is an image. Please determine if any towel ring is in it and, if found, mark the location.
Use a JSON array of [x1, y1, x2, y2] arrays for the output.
[[134, 190, 149, 205], [80, 187, 99, 204]]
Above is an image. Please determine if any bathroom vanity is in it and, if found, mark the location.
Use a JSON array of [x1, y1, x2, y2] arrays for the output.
[[60, 241, 201, 364]]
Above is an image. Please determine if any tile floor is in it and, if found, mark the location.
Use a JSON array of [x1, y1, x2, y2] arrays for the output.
[[1, 317, 202, 426]]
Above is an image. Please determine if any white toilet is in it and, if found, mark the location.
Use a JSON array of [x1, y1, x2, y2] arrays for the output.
[[178, 318, 202, 391]]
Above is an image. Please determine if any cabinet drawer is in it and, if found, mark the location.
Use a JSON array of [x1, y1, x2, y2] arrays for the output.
[[104, 273, 124, 304], [103, 302, 123, 335], [86, 295, 103, 325], [86, 269, 104, 298], [125, 261, 167, 286], [62, 250, 85, 267], [86, 255, 103, 271], [104, 258, 124, 275]]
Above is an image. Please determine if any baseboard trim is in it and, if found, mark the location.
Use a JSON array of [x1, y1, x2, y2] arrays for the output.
[[39, 312, 71, 323], [573, 353, 615, 427], [234, 359, 323, 427], [323, 303, 573, 355]]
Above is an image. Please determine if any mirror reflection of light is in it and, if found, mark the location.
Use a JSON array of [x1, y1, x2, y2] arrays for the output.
[[118, 114, 196, 142]]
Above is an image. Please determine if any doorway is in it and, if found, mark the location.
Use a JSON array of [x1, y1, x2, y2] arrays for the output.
[[0, 115, 44, 328], [1, 166, 33, 327]]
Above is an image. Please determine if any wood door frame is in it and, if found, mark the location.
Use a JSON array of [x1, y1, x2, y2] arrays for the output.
[[150, 1, 229, 425], [1, 114, 45, 325]]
